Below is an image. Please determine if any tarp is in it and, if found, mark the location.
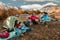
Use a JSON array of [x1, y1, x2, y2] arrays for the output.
[[3, 16, 19, 31]]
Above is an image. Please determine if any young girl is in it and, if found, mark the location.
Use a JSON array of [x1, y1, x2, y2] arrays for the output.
[[41, 12, 51, 27], [41, 12, 51, 22]]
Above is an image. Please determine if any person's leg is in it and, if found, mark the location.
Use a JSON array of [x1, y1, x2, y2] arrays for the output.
[[32, 20, 38, 25], [26, 28, 32, 32], [32, 20, 35, 25], [44, 21, 49, 27], [35, 21, 38, 24]]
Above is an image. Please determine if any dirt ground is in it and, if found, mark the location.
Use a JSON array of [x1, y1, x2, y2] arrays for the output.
[[0, 20, 60, 40], [11, 21, 60, 40]]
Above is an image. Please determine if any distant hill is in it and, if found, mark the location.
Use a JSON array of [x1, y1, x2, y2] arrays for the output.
[[20, 2, 57, 10]]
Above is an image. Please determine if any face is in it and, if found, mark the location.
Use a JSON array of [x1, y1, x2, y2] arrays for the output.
[[32, 13, 36, 16], [15, 20, 18, 24], [41, 12, 44, 15]]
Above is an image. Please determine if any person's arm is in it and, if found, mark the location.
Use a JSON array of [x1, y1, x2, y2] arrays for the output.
[[35, 15, 39, 19]]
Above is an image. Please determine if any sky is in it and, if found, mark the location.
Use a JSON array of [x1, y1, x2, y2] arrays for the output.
[[0, 0, 60, 7]]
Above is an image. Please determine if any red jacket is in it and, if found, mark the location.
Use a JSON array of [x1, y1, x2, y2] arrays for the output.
[[29, 15, 38, 21]]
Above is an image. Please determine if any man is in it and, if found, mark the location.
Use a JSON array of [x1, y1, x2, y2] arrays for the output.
[[29, 13, 39, 25]]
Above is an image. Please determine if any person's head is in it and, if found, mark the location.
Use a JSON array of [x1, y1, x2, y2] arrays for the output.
[[19, 22, 21, 24], [32, 12, 36, 16], [44, 12, 48, 15], [15, 20, 18, 23], [40, 12, 44, 15], [15, 20, 18, 22]]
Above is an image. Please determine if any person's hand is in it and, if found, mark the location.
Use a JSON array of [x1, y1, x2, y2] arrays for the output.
[[35, 19, 38, 21], [18, 26, 21, 29]]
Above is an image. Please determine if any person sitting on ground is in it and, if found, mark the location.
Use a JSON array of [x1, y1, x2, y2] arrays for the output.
[[40, 12, 51, 26], [23, 18, 30, 27], [29, 13, 39, 25]]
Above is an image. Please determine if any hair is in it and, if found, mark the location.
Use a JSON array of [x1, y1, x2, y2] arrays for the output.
[[44, 12, 48, 14], [19, 22, 21, 24], [15, 20, 18, 22]]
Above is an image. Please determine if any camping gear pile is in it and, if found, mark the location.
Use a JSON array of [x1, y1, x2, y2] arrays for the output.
[[0, 12, 52, 40], [0, 16, 31, 40]]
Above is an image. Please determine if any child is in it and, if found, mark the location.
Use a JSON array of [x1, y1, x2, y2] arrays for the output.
[[20, 22, 32, 33], [14, 20, 21, 29], [29, 13, 39, 25], [23, 18, 30, 27], [41, 12, 51, 26]]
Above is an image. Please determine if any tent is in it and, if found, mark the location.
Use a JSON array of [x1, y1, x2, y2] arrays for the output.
[[0, 16, 31, 40]]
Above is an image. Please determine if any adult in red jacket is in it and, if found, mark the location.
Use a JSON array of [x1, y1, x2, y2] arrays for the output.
[[29, 13, 39, 25]]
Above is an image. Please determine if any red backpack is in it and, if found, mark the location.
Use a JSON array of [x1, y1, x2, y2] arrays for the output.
[[0, 33, 2, 38], [0, 31, 9, 38]]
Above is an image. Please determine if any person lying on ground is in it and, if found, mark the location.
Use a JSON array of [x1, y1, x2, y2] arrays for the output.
[[23, 18, 30, 27]]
